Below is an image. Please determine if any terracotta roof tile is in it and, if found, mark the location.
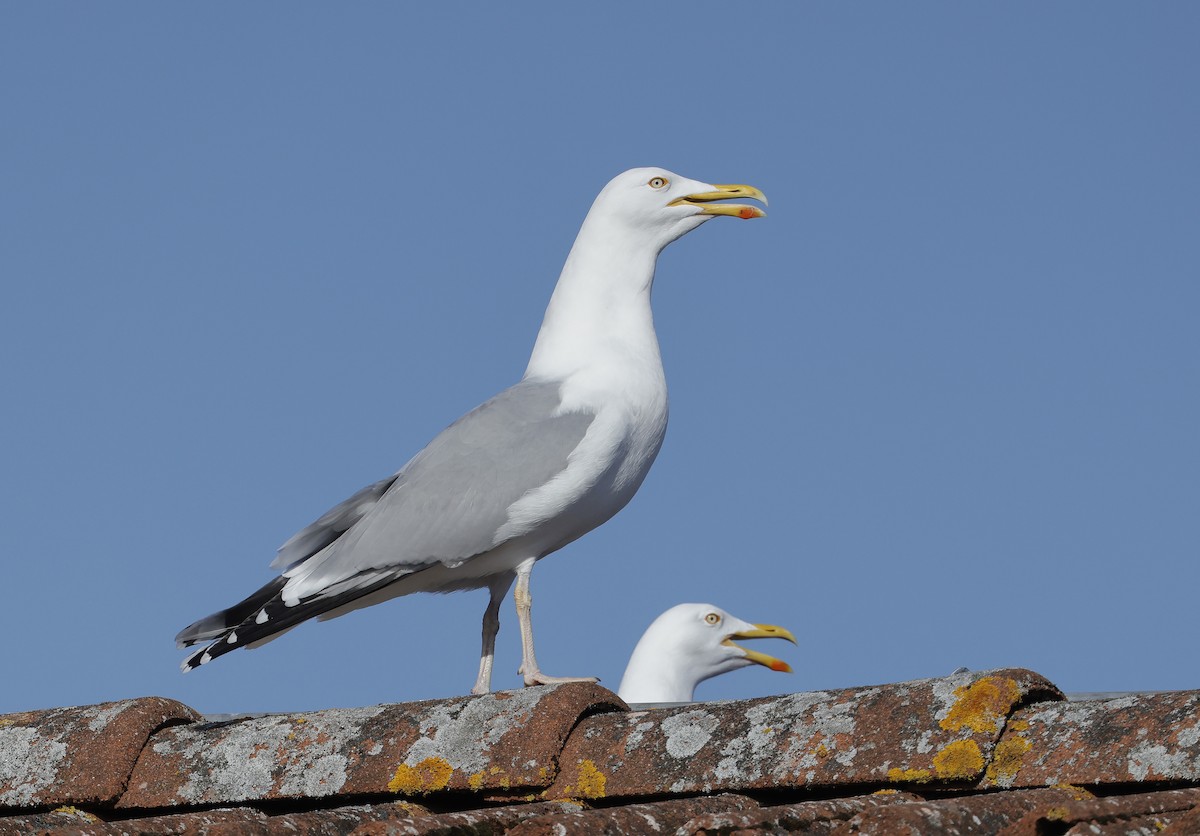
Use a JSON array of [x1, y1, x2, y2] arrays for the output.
[[119, 682, 621, 809], [508, 794, 758, 835], [981, 691, 1200, 788], [999, 787, 1200, 835], [1159, 804, 1200, 835], [0, 805, 109, 836], [37, 807, 271, 835], [683, 791, 924, 834], [0, 697, 199, 809], [261, 800, 580, 836], [547, 668, 1060, 798], [833, 786, 1085, 834], [3, 669, 1200, 835]]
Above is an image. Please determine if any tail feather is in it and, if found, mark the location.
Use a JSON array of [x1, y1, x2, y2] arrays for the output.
[[175, 577, 288, 648], [179, 571, 407, 672]]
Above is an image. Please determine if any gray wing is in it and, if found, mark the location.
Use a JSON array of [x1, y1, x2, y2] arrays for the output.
[[270, 475, 399, 572], [276, 378, 595, 597]]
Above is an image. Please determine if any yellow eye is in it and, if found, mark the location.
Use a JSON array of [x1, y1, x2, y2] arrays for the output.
[[648, 176, 668, 190], [704, 612, 721, 625]]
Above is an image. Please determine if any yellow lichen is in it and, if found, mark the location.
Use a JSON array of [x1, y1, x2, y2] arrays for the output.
[[815, 743, 831, 759], [391, 800, 430, 816], [574, 759, 608, 799], [387, 756, 454, 794], [51, 806, 101, 823], [886, 767, 932, 783], [983, 734, 1031, 785], [932, 739, 985, 779], [467, 771, 486, 791], [873, 788, 900, 796], [940, 677, 1021, 734], [1053, 783, 1095, 801]]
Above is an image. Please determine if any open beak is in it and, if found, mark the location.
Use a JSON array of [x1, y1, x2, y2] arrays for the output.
[[723, 623, 797, 673], [669, 184, 768, 219]]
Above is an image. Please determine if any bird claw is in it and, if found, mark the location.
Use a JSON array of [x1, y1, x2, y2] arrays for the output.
[[521, 671, 600, 688]]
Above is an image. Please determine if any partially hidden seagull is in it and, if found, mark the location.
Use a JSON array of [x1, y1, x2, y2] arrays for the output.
[[176, 167, 767, 694], [617, 603, 797, 703]]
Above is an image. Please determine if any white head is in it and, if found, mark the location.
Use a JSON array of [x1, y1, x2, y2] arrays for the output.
[[580, 167, 767, 255], [525, 168, 766, 381], [617, 603, 796, 704]]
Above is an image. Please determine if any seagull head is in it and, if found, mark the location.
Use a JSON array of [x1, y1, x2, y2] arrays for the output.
[[587, 167, 767, 251], [617, 603, 796, 704]]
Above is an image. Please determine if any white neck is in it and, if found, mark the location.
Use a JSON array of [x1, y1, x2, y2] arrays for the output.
[[524, 212, 664, 382], [618, 648, 698, 703]]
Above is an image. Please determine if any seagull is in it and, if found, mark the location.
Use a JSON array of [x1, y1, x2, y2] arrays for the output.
[[617, 603, 797, 703], [176, 167, 767, 694]]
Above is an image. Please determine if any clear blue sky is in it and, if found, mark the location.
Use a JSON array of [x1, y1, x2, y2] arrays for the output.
[[2, 4, 1197, 715]]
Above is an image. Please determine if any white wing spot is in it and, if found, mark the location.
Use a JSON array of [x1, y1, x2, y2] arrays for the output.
[[227, 631, 238, 644], [256, 609, 269, 624]]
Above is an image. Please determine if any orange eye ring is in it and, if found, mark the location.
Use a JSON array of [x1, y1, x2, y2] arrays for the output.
[[648, 176, 668, 190]]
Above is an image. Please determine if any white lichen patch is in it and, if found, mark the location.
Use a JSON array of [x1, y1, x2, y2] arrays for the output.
[[833, 745, 860, 768], [1177, 720, 1200, 748], [403, 688, 545, 773], [624, 721, 655, 753], [660, 711, 718, 759], [712, 702, 793, 783], [167, 705, 383, 803], [719, 691, 861, 784], [0, 727, 68, 806], [280, 753, 348, 796], [86, 701, 133, 733], [931, 670, 978, 723], [635, 810, 664, 831], [914, 730, 934, 755], [1128, 742, 1200, 782], [170, 725, 282, 803], [811, 699, 858, 739]]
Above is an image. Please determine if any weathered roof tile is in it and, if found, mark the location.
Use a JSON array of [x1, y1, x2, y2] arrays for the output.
[[684, 791, 924, 835], [40, 806, 272, 835], [981, 691, 1200, 788], [0, 697, 200, 809], [547, 668, 1062, 798], [0, 805, 106, 836], [5, 672, 1200, 835], [507, 793, 758, 836], [833, 786, 1085, 835], [258, 798, 571, 835], [118, 682, 622, 808], [1159, 804, 1200, 835], [999, 786, 1200, 835], [329, 800, 581, 836]]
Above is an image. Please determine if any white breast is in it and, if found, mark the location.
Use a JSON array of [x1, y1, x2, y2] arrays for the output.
[[496, 358, 668, 549]]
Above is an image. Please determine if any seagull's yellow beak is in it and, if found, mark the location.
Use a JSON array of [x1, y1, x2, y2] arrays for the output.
[[669, 184, 768, 219], [723, 623, 797, 673]]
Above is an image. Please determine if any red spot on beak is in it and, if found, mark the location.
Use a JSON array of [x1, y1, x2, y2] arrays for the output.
[[770, 660, 792, 673], [739, 207, 757, 220]]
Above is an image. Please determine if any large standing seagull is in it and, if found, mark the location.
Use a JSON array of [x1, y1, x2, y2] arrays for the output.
[[176, 167, 767, 694]]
